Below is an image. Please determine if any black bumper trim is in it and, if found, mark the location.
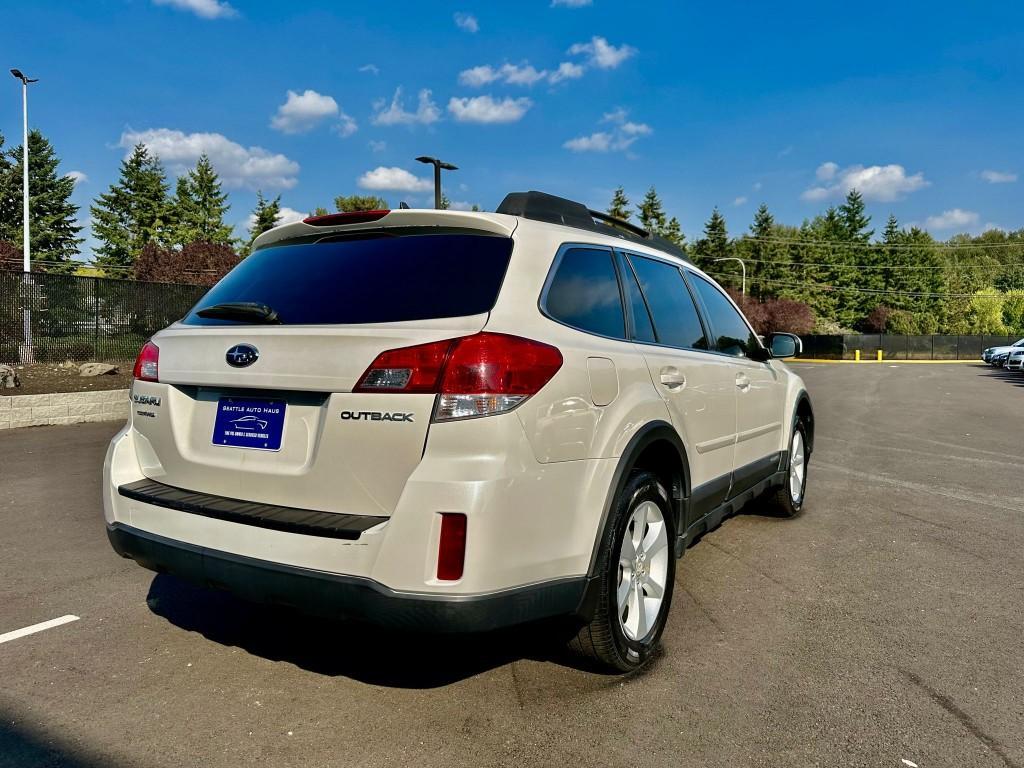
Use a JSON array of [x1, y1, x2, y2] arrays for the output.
[[107, 523, 593, 633], [118, 479, 386, 540]]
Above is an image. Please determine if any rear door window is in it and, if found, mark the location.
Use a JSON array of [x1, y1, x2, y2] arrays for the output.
[[617, 252, 657, 343], [184, 233, 513, 325], [544, 247, 625, 339], [688, 273, 760, 357], [627, 255, 708, 350]]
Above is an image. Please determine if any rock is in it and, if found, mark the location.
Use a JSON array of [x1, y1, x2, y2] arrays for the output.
[[58, 361, 78, 370], [0, 364, 20, 389], [78, 363, 119, 377]]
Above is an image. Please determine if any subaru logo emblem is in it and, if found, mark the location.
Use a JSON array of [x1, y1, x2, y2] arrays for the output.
[[226, 344, 259, 368]]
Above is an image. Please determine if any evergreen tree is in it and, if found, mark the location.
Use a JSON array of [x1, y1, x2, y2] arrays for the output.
[[692, 208, 730, 268], [170, 154, 233, 247], [91, 143, 172, 268], [439, 193, 451, 210], [662, 216, 686, 249], [0, 131, 17, 245], [607, 187, 631, 221], [334, 194, 388, 212], [6, 129, 82, 271], [636, 186, 666, 234], [241, 191, 281, 256], [746, 203, 783, 299], [838, 189, 873, 242], [311, 206, 330, 217]]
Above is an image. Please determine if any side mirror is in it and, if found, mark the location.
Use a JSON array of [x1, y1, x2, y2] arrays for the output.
[[768, 333, 802, 359]]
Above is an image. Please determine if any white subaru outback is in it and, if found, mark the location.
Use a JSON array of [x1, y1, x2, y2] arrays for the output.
[[104, 191, 813, 671]]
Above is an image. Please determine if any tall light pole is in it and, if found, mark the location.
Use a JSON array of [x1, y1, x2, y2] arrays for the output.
[[713, 257, 746, 297], [11, 68, 38, 363], [415, 156, 457, 209]]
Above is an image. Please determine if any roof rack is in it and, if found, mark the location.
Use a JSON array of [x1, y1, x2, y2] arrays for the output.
[[495, 190, 689, 261]]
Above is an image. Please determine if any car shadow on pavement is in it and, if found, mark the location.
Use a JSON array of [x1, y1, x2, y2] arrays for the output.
[[979, 367, 1024, 387], [0, 716, 128, 768], [144, 573, 596, 688]]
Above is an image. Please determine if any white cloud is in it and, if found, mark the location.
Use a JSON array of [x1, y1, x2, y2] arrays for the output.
[[753, 181, 763, 191], [65, 171, 88, 185], [801, 162, 929, 202], [334, 111, 358, 138], [152, 0, 236, 19], [448, 200, 478, 211], [566, 108, 650, 152], [733, 196, 748, 207], [372, 88, 441, 126], [368, 140, 387, 153], [981, 169, 1017, 184], [551, 0, 592, 6], [358, 166, 433, 192], [459, 63, 550, 87], [359, 64, 379, 75], [270, 89, 348, 135], [119, 128, 300, 189], [924, 209, 979, 231], [564, 132, 613, 152], [567, 36, 636, 69], [549, 61, 585, 83], [454, 12, 479, 33], [816, 161, 839, 181], [448, 95, 532, 124], [244, 205, 307, 233]]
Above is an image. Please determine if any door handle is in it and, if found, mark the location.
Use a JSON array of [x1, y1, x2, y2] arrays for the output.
[[736, 373, 751, 391], [659, 366, 686, 390]]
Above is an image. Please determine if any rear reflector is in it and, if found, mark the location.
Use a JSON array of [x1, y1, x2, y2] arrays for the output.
[[132, 340, 159, 382], [437, 513, 467, 581], [354, 332, 563, 420], [303, 210, 390, 227]]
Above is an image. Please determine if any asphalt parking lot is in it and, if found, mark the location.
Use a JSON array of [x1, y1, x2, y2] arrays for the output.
[[2, 362, 1023, 768]]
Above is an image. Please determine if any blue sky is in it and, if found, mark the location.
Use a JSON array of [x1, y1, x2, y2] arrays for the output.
[[4, 0, 1023, 257]]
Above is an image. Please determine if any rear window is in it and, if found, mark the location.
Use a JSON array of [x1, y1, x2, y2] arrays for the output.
[[183, 234, 513, 326], [543, 247, 625, 339]]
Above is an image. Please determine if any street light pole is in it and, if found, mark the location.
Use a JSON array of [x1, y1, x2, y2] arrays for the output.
[[414, 156, 457, 209], [11, 68, 38, 363], [713, 257, 746, 297]]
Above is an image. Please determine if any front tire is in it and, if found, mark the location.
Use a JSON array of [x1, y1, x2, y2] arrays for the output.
[[761, 421, 809, 518], [570, 471, 676, 672]]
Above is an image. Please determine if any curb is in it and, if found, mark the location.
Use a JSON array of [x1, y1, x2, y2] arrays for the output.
[[0, 389, 129, 430]]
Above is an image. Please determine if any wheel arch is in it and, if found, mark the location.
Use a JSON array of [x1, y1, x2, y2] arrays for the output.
[[794, 390, 814, 454], [586, 421, 690, 580]]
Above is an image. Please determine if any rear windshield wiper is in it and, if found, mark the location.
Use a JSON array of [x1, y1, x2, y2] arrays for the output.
[[195, 302, 281, 324]]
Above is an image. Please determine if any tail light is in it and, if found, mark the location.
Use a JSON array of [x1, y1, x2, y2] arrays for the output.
[[437, 513, 467, 581], [132, 340, 160, 382], [354, 332, 563, 421]]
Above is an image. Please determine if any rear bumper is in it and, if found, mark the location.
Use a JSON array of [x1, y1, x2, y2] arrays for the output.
[[107, 523, 593, 633]]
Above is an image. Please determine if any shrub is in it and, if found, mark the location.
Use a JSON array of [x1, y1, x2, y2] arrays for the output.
[[886, 309, 918, 335], [915, 313, 939, 335], [863, 305, 892, 333], [133, 241, 240, 286], [726, 289, 816, 336], [1002, 290, 1024, 332]]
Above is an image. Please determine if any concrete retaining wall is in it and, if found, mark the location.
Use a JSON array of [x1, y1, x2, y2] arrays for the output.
[[0, 389, 129, 430]]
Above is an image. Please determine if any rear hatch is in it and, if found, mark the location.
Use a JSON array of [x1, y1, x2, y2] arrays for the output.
[[132, 223, 515, 518]]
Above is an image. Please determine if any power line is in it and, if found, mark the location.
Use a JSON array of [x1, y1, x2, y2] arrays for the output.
[[717, 257, 1015, 271], [705, 270, 1010, 300], [738, 235, 1024, 251]]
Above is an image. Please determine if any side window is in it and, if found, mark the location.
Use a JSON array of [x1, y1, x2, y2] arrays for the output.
[[689, 273, 759, 357], [628, 254, 708, 350], [544, 247, 625, 339], [617, 252, 657, 343]]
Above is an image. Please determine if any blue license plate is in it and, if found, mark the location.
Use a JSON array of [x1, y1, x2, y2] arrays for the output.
[[212, 397, 286, 451]]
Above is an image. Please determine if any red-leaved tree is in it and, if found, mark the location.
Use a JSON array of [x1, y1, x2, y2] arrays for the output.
[[727, 288, 816, 335], [133, 241, 240, 286]]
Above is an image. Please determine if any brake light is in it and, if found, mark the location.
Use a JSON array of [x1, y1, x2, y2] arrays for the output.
[[354, 332, 562, 420], [437, 513, 467, 581], [133, 340, 159, 382], [302, 210, 390, 226]]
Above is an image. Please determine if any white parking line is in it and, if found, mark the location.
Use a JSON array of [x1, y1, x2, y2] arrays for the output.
[[0, 615, 80, 645]]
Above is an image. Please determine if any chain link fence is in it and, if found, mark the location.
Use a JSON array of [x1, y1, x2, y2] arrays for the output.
[[798, 334, 1019, 360], [1, 271, 207, 365]]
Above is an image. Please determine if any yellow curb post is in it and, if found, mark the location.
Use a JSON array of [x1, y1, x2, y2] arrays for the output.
[[877, 349, 883, 362], [855, 350, 861, 362]]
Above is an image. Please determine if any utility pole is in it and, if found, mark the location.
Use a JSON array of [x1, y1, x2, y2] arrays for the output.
[[415, 156, 457, 209], [11, 68, 38, 363]]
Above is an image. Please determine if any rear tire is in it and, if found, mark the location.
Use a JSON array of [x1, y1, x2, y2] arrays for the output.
[[570, 471, 676, 673], [761, 421, 808, 518]]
